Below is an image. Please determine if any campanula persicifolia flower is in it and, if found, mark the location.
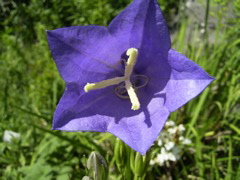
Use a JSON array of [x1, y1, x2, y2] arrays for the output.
[[47, 0, 213, 154]]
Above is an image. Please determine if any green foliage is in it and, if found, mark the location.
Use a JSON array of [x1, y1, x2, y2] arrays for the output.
[[0, 0, 240, 179], [1, 0, 130, 44]]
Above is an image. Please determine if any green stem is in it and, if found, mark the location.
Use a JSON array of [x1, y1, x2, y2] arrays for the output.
[[204, 0, 210, 40]]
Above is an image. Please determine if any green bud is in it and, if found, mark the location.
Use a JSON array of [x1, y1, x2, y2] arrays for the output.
[[132, 151, 151, 178], [134, 152, 144, 176], [142, 150, 151, 171], [130, 149, 136, 172], [82, 176, 92, 180], [114, 138, 126, 172], [87, 151, 108, 180]]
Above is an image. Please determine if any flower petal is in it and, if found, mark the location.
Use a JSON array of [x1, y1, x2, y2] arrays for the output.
[[47, 26, 123, 82], [52, 82, 112, 131], [53, 81, 170, 154], [108, 97, 169, 155], [109, 0, 170, 59], [164, 49, 214, 112]]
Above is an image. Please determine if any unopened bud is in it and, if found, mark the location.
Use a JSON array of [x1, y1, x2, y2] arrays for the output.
[[114, 138, 127, 172], [82, 176, 92, 180], [87, 151, 108, 180], [132, 151, 151, 177], [134, 152, 144, 176]]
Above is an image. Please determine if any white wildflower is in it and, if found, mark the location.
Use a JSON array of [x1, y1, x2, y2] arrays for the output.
[[186, 0, 195, 8], [167, 152, 177, 162], [151, 121, 192, 167], [178, 124, 185, 132], [157, 139, 163, 146], [165, 120, 175, 127], [200, 29, 205, 34], [168, 127, 177, 134], [155, 148, 169, 165], [179, 136, 192, 144], [186, 2, 191, 8], [165, 141, 175, 151], [179, 136, 184, 141], [182, 138, 192, 145], [3, 130, 20, 142], [154, 148, 178, 166], [150, 160, 155, 165], [155, 154, 166, 166]]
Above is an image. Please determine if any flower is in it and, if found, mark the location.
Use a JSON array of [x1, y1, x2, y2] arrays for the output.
[[165, 141, 175, 151], [3, 130, 21, 142], [47, 0, 213, 154], [151, 148, 178, 166], [150, 121, 191, 166]]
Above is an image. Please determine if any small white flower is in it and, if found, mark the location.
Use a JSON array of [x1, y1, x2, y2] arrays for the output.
[[186, 0, 195, 8], [165, 120, 175, 127], [165, 141, 175, 151], [151, 122, 192, 167], [160, 148, 168, 155], [168, 127, 177, 134], [179, 136, 192, 144], [155, 149, 169, 166], [167, 152, 177, 162], [200, 22, 206, 28], [186, 2, 191, 8], [155, 154, 165, 166], [200, 29, 205, 34], [178, 124, 185, 132], [179, 136, 184, 141], [182, 138, 192, 145], [156, 148, 178, 165], [150, 159, 155, 165], [157, 139, 163, 146], [3, 130, 20, 142]]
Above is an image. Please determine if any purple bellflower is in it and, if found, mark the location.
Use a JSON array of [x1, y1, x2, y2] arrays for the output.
[[47, 0, 213, 154]]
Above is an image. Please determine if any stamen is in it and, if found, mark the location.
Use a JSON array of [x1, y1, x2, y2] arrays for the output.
[[84, 48, 143, 111], [84, 77, 125, 92], [125, 80, 140, 110], [114, 75, 148, 99], [125, 48, 138, 78]]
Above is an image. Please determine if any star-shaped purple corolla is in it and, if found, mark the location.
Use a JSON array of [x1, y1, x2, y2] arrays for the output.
[[47, 0, 213, 154]]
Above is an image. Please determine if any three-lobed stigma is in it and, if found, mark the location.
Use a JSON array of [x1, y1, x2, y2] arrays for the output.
[[83, 48, 140, 110]]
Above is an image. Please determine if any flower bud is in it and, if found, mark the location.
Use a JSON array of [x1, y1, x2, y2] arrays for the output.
[[134, 152, 144, 176], [114, 138, 126, 172], [87, 151, 108, 180], [82, 176, 92, 180], [132, 151, 151, 177]]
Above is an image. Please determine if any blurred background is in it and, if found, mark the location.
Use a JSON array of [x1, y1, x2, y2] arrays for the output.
[[0, 0, 240, 179]]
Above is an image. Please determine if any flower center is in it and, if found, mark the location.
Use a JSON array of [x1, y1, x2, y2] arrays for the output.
[[114, 75, 149, 99], [84, 48, 147, 111]]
